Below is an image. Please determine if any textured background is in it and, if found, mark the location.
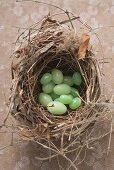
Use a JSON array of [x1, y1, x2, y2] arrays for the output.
[[0, 0, 114, 170]]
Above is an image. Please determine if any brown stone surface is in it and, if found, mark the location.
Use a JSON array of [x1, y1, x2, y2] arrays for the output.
[[0, 0, 114, 169]]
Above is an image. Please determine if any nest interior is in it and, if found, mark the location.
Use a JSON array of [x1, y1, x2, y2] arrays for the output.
[[11, 16, 101, 142]]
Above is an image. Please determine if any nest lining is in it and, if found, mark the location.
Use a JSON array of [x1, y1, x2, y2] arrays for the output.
[[11, 17, 101, 141]]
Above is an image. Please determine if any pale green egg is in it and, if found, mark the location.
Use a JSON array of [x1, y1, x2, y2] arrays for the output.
[[63, 76, 74, 86], [54, 98, 61, 102], [52, 69, 63, 84], [47, 101, 67, 115], [71, 87, 79, 97], [69, 97, 81, 110], [39, 93, 52, 106], [50, 92, 59, 100], [40, 73, 52, 85], [42, 82, 55, 94], [72, 72, 82, 86], [59, 94, 73, 104], [53, 84, 71, 95]]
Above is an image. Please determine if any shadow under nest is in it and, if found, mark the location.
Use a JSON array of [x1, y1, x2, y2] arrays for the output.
[[11, 17, 101, 144]]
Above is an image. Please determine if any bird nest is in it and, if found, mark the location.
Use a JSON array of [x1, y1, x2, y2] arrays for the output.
[[10, 15, 109, 167]]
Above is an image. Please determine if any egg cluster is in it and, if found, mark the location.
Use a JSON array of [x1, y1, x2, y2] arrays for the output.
[[38, 69, 82, 115]]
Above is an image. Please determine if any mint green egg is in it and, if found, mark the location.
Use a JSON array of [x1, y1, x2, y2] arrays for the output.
[[39, 93, 52, 106], [59, 94, 73, 104], [71, 87, 79, 97], [72, 72, 82, 86], [50, 92, 59, 100], [40, 73, 52, 85], [42, 82, 55, 94], [63, 76, 74, 86], [53, 84, 71, 95], [47, 101, 67, 115], [54, 98, 61, 102], [52, 69, 63, 84], [69, 97, 81, 110]]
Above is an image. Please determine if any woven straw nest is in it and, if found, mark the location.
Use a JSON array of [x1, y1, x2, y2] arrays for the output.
[[10, 15, 109, 163]]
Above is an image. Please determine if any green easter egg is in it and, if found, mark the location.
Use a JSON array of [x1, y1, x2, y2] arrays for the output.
[[54, 98, 61, 102], [39, 93, 52, 106], [52, 69, 63, 84], [71, 87, 79, 97], [59, 94, 73, 104], [42, 82, 55, 94], [40, 73, 52, 85], [50, 92, 59, 100], [69, 97, 81, 110], [63, 76, 74, 86], [47, 101, 67, 115], [54, 84, 71, 95], [72, 72, 82, 86]]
